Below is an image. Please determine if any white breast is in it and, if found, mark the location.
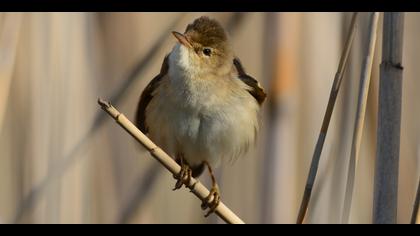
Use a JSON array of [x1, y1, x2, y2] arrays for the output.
[[145, 47, 261, 167]]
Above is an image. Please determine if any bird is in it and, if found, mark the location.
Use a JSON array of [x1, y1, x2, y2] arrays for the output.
[[135, 16, 266, 217]]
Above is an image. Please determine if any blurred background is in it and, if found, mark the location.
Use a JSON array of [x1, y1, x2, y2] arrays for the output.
[[0, 12, 419, 224]]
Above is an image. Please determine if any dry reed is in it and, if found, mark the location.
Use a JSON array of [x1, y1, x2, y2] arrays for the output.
[[296, 12, 359, 224], [342, 12, 380, 223], [98, 98, 245, 224]]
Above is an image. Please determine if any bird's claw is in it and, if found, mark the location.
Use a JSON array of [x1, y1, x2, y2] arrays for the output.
[[201, 185, 220, 217], [173, 163, 192, 190]]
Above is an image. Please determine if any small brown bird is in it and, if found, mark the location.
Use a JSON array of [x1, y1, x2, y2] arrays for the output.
[[135, 16, 266, 216]]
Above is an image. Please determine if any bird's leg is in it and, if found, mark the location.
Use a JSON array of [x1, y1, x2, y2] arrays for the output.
[[201, 161, 221, 217], [173, 154, 192, 190]]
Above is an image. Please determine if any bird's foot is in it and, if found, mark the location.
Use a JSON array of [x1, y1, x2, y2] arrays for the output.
[[172, 163, 192, 190], [201, 184, 221, 217]]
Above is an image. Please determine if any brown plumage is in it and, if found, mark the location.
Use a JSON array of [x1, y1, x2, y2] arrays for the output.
[[135, 54, 169, 134], [135, 55, 265, 178], [134, 16, 266, 216], [136, 56, 266, 137], [185, 16, 227, 48], [233, 58, 267, 105]]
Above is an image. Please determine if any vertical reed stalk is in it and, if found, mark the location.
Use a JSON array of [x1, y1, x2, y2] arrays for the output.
[[373, 12, 405, 224]]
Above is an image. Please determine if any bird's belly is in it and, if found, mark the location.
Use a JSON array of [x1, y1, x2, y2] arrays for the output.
[[147, 94, 259, 167]]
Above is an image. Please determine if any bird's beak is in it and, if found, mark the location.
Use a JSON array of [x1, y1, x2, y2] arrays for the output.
[[172, 31, 193, 49]]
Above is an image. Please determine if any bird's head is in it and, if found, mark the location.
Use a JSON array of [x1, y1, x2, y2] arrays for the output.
[[171, 16, 234, 77]]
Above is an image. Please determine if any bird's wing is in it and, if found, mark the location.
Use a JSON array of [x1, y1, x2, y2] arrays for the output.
[[135, 54, 170, 133], [233, 57, 267, 105]]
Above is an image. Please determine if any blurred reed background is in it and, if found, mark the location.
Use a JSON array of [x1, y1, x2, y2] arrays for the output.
[[0, 12, 419, 224]]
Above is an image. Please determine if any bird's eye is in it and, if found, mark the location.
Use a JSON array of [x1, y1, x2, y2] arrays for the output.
[[203, 48, 212, 56]]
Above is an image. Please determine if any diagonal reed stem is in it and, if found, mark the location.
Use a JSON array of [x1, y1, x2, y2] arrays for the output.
[[116, 13, 247, 224], [296, 12, 359, 224], [11, 13, 188, 223], [98, 98, 244, 224], [411, 177, 420, 224], [12, 13, 245, 223], [341, 12, 380, 224]]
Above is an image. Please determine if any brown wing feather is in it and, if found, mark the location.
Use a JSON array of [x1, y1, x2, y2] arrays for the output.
[[233, 57, 267, 105], [135, 54, 170, 133]]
